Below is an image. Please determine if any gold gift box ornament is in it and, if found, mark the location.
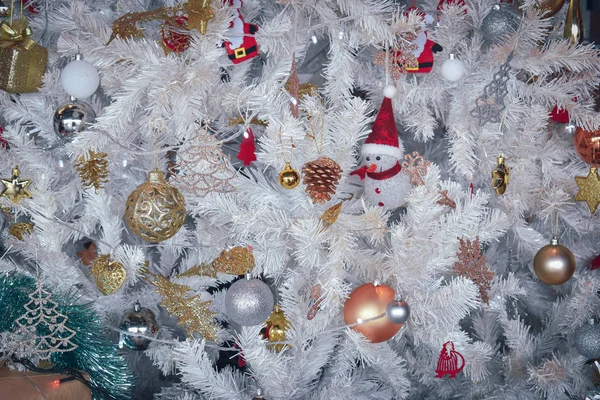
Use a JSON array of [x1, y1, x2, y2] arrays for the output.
[[0, 18, 48, 93]]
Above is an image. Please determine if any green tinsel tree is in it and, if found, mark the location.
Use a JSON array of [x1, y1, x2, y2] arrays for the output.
[[0, 271, 133, 400]]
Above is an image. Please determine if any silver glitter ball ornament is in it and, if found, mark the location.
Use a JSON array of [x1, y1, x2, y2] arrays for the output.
[[386, 298, 410, 324], [118, 301, 159, 351], [225, 276, 274, 326], [574, 320, 600, 359], [481, 5, 521, 45], [53, 100, 96, 142]]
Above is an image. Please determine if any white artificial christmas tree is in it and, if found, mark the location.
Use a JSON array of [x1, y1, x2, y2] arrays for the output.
[[0, 0, 599, 399]]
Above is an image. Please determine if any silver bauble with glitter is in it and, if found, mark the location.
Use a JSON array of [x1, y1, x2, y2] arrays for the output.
[[574, 320, 600, 359], [53, 100, 96, 142], [225, 276, 274, 326], [386, 298, 411, 324], [118, 301, 159, 351], [481, 4, 521, 45]]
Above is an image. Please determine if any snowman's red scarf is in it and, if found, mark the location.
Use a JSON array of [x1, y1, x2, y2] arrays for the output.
[[350, 162, 402, 180]]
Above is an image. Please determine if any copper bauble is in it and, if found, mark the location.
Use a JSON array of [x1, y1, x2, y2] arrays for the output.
[[535, 0, 565, 17], [574, 128, 600, 167], [278, 162, 301, 189], [125, 168, 186, 243], [533, 236, 576, 285], [343, 283, 402, 343]]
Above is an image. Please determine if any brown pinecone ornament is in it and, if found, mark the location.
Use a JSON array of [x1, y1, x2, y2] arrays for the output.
[[302, 157, 342, 204]]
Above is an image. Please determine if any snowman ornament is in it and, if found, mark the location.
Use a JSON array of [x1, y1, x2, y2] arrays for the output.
[[350, 86, 411, 211]]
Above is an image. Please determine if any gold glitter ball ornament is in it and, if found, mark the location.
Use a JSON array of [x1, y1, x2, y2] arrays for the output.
[[212, 246, 255, 275], [91, 254, 127, 295], [575, 167, 600, 214], [125, 168, 186, 243], [279, 162, 301, 189]]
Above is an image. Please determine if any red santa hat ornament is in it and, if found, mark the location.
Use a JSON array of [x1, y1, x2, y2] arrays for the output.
[[361, 86, 403, 160]]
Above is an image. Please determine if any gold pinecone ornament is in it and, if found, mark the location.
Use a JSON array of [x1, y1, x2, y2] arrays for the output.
[[302, 157, 342, 204], [125, 168, 186, 243], [91, 255, 127, 295]]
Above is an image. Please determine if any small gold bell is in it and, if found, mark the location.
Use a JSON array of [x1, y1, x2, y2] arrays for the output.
[[491, 154, 509, 195], [278, 162, 301, 189]]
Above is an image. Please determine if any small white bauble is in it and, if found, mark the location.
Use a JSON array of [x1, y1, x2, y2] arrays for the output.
[[383, 85, 397, 99], [60, 59, 100, 99], [441, 55, 465, 82]]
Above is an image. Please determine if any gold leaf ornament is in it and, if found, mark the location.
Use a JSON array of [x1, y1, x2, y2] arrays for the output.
[[9, 221, 34, 240], [75, 150, 109, 192], [91, 254, 127, 295], [320, 202, 342, 230], [212, 246, 255, 275]]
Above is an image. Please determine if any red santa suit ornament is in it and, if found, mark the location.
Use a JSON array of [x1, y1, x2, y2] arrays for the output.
[[224, 0, 259, 64], [350, 86, 411, 211], [435, 341, 465, 378], [399, 9, 443, 74]]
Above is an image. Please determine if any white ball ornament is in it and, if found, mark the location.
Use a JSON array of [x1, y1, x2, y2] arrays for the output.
[[441, 54, 465, 82], [60, 57, 100, 99], [383, 85, 397, 99]]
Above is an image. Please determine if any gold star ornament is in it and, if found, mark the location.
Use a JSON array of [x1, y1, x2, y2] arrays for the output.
[[184, 0, 215, 35], [1, 166, 32, 204], [575, 167, 600, 213]]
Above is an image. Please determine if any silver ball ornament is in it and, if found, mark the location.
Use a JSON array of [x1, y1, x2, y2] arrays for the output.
[[386, 298, 410, 324], [53, 100, 96, 142], [481, 5, 521, 45], [118, 301, 159, 351], [574, 320, 600, 359], [225, 276, 274, 326]]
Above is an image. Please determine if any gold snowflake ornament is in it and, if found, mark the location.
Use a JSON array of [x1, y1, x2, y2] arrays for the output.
[[453, 237, 494, 303]]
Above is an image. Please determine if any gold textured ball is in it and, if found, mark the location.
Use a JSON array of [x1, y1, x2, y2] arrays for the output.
[[535, 0, 565, 17], [279, 162, 301, 189], [91, 254, 127, 295], [343, 283, 402, 343], [125, 168, 186, 243], [533, 236, 576, 285]]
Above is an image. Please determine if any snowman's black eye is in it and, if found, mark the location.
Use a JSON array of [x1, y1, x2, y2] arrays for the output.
[[366, 157, 370, 161], [376, 156, 381, 161]]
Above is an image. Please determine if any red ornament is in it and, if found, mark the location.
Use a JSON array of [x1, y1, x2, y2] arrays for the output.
[[435, 341, 465, 378], [161, 15, 191, 54], [237, 128, 257, 166], [590, 255, 600, 270], [550, 104, 570, 123], [0, 126, 7, 149]]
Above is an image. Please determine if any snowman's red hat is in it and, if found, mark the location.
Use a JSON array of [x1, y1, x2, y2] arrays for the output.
[[361, 87, 404, 160]]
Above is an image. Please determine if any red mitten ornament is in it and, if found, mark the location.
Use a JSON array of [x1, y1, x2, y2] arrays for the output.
[[550, 105, 570, 123], [237, 128, 257, 166], [435, 341, 465, 378], [224, 0, 259, 64]]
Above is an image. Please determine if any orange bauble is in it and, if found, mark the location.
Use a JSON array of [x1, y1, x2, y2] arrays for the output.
[[574, 128, 600, 167], [343, 283, 402, 343]]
